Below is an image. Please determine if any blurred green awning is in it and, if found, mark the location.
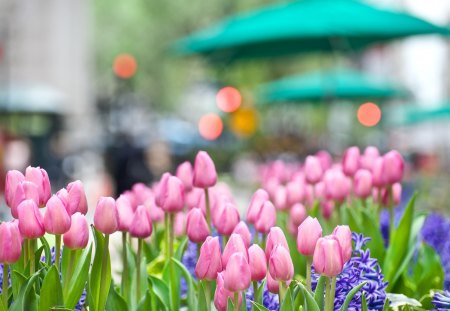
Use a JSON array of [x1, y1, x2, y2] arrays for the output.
[[258, 68, 408, 103], [389, 103, 450, 126], [174, 0, 450, 62]]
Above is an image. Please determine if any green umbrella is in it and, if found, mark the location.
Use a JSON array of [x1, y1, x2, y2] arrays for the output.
[[174, 0, 450, 61], [388, 103, 450, 126], [259, 68, 408, 103]]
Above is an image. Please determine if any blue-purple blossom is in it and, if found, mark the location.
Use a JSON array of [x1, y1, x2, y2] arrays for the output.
[[432, 290, 450, 310], [245, 282, 279, 311], [312, 233, 388, 311], [181, 241, 198, 297]]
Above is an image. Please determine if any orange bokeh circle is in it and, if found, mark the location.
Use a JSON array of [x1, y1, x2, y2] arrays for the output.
[[198, 113, 223, 140], [216, 86, 241, 113], [357, 102, 382, 127], [113, 54, 137, 79]]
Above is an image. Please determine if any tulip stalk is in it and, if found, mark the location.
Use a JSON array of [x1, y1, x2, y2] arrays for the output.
[[136, 238, 143, 303], [204, 188, 211, 231], [233, 292, 239, 311], [2, 264, 8, 309], [306, 256, 313, 291], [278, 281, 286, 304], [122, 232, 130, 300], [55, 235, 61, 270], [63, 249, 76, 291], [324, 277, 337, 311], [388, 185, 395, 239], [165, 213, 170, 260], [204, 280, 211, 311], [101, 234, 110, 303]]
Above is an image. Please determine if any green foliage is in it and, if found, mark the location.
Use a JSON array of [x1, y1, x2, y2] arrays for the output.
[[38, 266, 63, 311]]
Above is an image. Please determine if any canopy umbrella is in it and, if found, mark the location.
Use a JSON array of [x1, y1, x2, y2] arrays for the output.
[[258, 68, 408, 103], [174, 0, 450, 62], [387, 103, 450, 126]]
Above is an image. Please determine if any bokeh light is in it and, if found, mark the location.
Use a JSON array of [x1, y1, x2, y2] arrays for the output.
[[198, 113, 223, 140], [230, 107, 258, 137], [113, 54, 137, 79], [216, 86, 242, 113], [357, 102, 381, 127]]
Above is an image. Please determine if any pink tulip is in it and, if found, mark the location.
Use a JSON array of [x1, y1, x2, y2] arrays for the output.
[[94, 197, 119, 234], [63, 212, 89, 249], [129, 205, 153, 238], [122, 190, 138, 211], [176, 161, 193, 192], [265, 227, 288, 260], [0, 221, 22, 263], [17, 199, 45, 239], [383, 150, 404, 185], [195, 236, 222, 280], [342, 146, 360, 177], [222, 233, 248, 268], [25, 166, 51, 206], [174, 212, 186, 237], [246, 189, 269, 224], [354, 169, 373, 199], [132, 183, 153, 205], [214, 201, 240, 236], [304, 184, 315, 207], [193, 151, 217, 188], [264, 177, 279, 199], [304, 156, 323, 184], [268, 245, 294, 282], [224, 253, 251, 292], [316, 150, 333, 171], [321, 201, 334, 220], [286, 180, 305, 207], [381, 183, 402, 207], [5, 170, 25, 208], [248, 244, 267, 281], [267, 272, 281, 294], [290, 203, 307, 228], [313, 235, 344, 277], [186, 208, 210, 243], [214, 272, 242, 311], [185, 188, 203, 210], [158, 176, 185, 213], [324, 169, 351, 202], [297, 216, 322, 256], [155, 173, 171, 208], [232, 221, 252, 248], [10, 181, 40, 218], [254, 201, 276, 234], [273, 185, 288, 210], [332, 225, 352, 263], [314, 181, 326, 201], [44, 195, 71, 234], [116, 195, 134, 231], [360, 146, 380, 171], [371, 157, 385, 188], [66, 180, 88, 215]]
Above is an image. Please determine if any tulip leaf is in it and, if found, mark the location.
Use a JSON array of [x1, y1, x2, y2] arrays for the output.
[[360, 209, 386, 264], [383, 193, 417, 290], [148, 275, 170, 310], [280, 285, 294, 311], [339, 281, 367, 311], [296, 282, 320, 311], [314, 276, 327, 310], [197, 280, 208, 311], [250, 301, 270, 311], [11, 271, 27, 300], [362, 293, 369, 311], [105, 283, 128, 311], [240, 291, 248, 311], [253, 280, 266, 306], [63, 245, 91, 309], [172, 258, 198, 309], [10, 269, 41, 311], [39, 236, 52, 267], [88, 228, 112, 311], [136, 290, 152, 311], [174, 237, 188, 261], [382, 298, 390, 311], [38, 265, 63, 311]]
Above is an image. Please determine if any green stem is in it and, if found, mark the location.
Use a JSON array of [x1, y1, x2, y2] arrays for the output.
[[169, 213, 175, 258], [325, 277, 331, 311], [63, 248, 76, 292], [361, 198, 367, 209], [253, 281, 258, 304], [388, 185, 395, 241], [330, 277, 337, 311], [205, 188, 211, 231], [169, 212, 178, 311], [233, 291, 239, 311], [122, 232, 129, 300], [204, 280, 211, 311], [278, 281, 286, 305], [2, 264, 8, 308], [23, 239, 28, 270], [100, 234, 110, 309], [29, 239, 36, 274], [306, 256, 313, 291], [136, 238, 143, 303], [254, 231, 259, 245], [165, 213, 170, 260], [222, 235, 229, 250], [55, 235, 61, 271], [261, 234, 266, 249]]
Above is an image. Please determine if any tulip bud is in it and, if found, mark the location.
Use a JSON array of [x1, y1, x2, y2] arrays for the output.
[[314, 181, 326, 201], [66, 180, 88, 215], [290, 203, 307, 228], [321, 201, 334, 220], [342, 146, 360, 177], [224, 253, 251, 292], [232, 221, 252, 248], [0, 221, 22, 264], [316, 150, 333, 171], [94, 197, 119, 234], [222, 233, 248, 268], [155, 173, 170, 208], [193, 151, 217, 188], [174, 212, 186, 237], [267, 271, 280, 294], [17, 199, 45, 239], [354, 169, 373, 199], [381, 183, 402, 207], [286, 180, 305, 207], [132, 183, 153, 206], [158, 176, 185, 213], [214, 272, 242, 311], [268, 245, 294, 282], [5, 170, 25, 208], [195, 236, 222, 280], [264, 178, 279, 199], [176, 161, 193, 192], [116, 195, 134, 231], [129, 205, 153, 238], [44, 195, 72, 234], [248, 244, 267, 281], [122, 190, 138, 211], [304, 156, 323, 184], [324, 169, 351, 202], [254, 201, 276, 234], [186, 208, 210, 243], [371, 157, 385, 188], [360, 146, 380, 171], [332, 225, 352, 263], [25, 166, 51, 205], [265, 227, 288, 260], [213, 201, 240, 236], [63, 213, 89, 249], [185, 188, 203, 210], [273, 185, 288, 210], [383, 150, 404, 185], [246, 189, 269, 224], [297, 216, 322, 256], [10, 181, 40, 218], [313, 235, 344, 277]]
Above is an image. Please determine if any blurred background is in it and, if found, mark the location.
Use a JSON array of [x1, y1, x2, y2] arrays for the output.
[[0, 0, 449, 213]]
